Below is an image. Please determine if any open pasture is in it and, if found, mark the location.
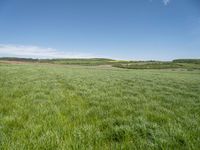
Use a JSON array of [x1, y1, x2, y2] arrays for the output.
[[0, 63, 200, 149]]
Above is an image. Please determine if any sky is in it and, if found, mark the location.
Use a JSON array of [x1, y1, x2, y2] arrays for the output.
[[0, 0, 200, 60]]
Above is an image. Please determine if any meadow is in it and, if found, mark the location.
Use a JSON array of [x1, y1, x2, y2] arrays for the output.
[[0, 62, 200, 149]]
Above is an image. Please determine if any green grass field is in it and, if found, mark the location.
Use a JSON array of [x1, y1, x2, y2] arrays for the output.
[[0, 63, 200, 149]]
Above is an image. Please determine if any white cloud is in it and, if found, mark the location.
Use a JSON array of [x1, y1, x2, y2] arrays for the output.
[[0, 44, 95, 58], [163, 0, 170, 5], [148, 0, 171, 6]]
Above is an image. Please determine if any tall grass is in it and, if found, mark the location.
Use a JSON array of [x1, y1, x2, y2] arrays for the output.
[[0, 64, 200, 149]]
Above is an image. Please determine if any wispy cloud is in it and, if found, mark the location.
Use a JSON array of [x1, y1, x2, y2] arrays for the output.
[[163, 0, 171, 5], [148, 0, 171, 6], [0, 44, 95, 58]]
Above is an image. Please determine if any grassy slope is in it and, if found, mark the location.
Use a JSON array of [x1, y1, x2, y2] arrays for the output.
[[112, 62, 200, 70], [0, 64, 200, 149], [1, 57, 200, 69], [173, 59, 200, 64]]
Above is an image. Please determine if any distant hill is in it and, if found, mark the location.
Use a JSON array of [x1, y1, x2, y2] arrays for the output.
[[0, 57, 38, 62], [1, 57, 200, 69], [0, 57, 119, 65], [173, 59, 200, 64]]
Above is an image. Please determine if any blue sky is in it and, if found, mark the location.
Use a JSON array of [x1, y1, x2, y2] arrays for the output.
[[0, 0, 199, 60]]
